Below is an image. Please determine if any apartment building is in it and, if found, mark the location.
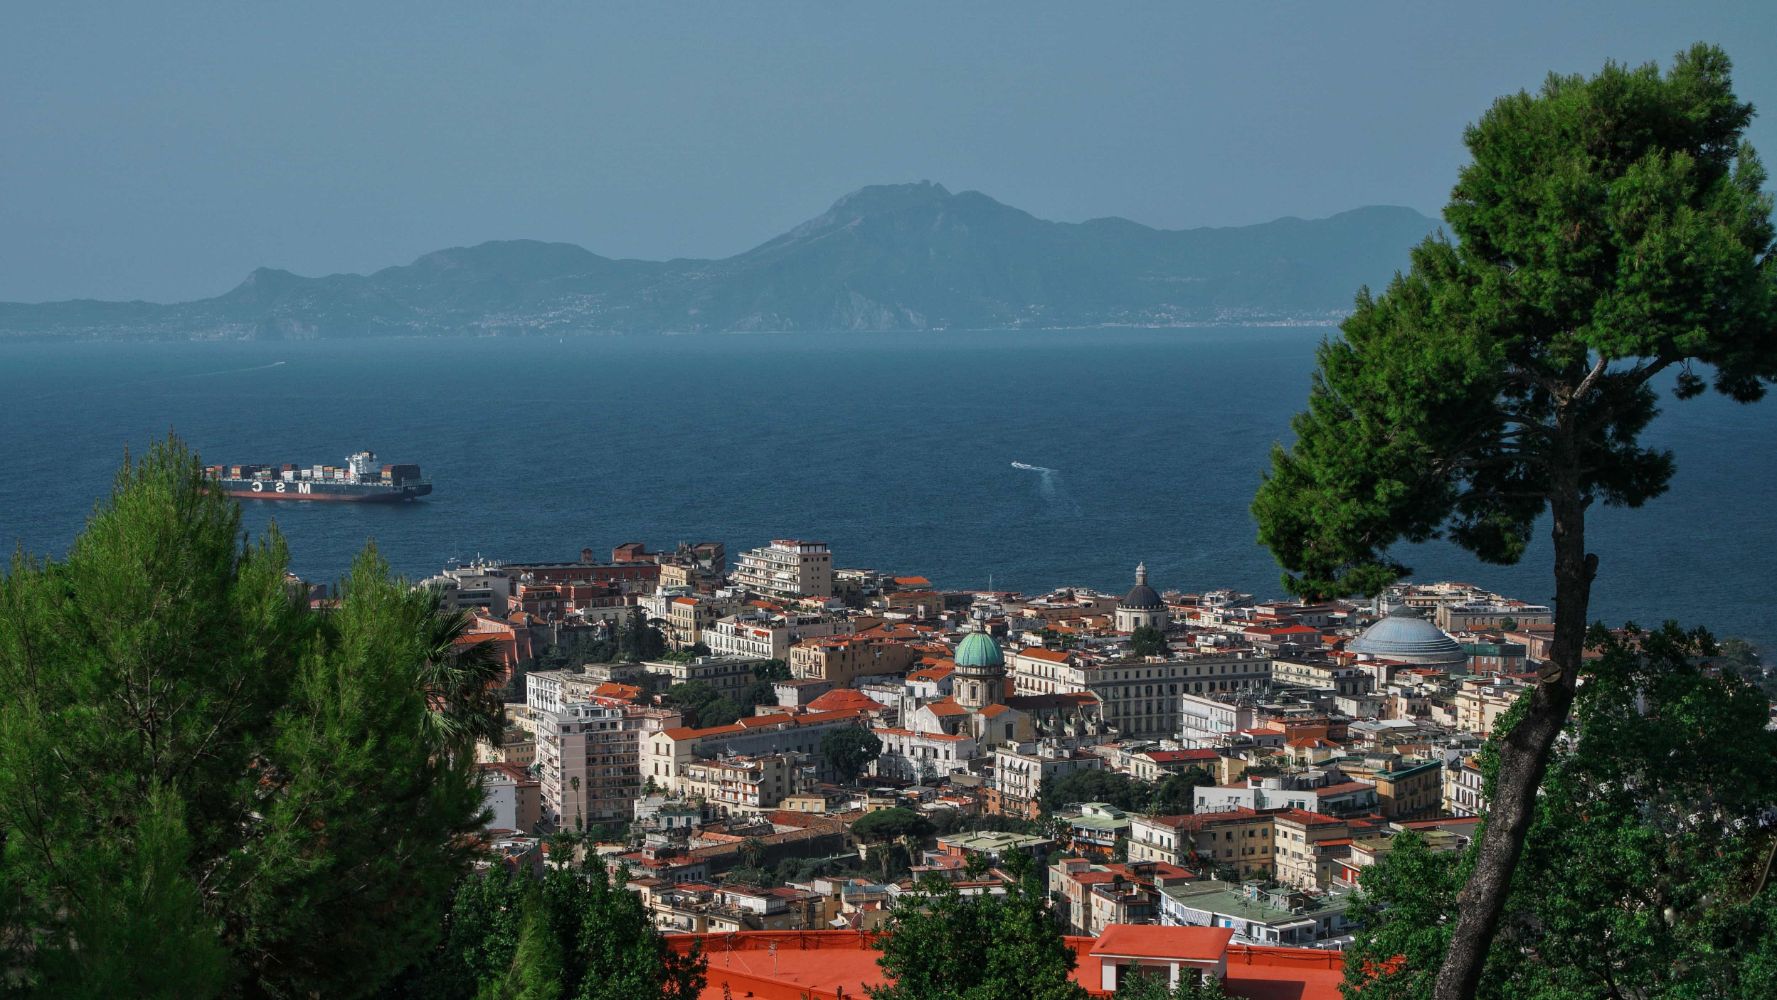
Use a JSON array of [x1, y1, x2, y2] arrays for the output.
[[643, 710, 867, 787], [679, 753, 800, 817], [988, 741, 1103, 820], [1371, 760, 1443, 820], [873, 727, 978, 783], [1008, 651, 1271, 740], [1159, 881, 1352, 948], [1272, 810, 1351, 891], [641, 654, 767, 698], [789, 633, 920, 687], [703, 611, 854, 662], [535, 702, 641, 830], [478, 762, 542, 832], [1455, 675, 1529, 736], [1177, 693, 1258, 748], [1444, 756, 1487, 817], [732, 540, 833, 600], [1271, 657, 1372, 697], [1435, 600, 1553, 632], [1128, 808, 1275, 876]]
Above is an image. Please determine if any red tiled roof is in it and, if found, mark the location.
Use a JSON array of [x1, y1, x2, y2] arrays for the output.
[[1091, 925, 1233, 962]]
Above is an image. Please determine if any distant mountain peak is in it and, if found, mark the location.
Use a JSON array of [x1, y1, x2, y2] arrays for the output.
[[828, 180, 954, 212], [0, 185, 1441, 340]]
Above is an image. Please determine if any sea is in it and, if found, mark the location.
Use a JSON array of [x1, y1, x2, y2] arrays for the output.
[[2, 327, 1773, 652]]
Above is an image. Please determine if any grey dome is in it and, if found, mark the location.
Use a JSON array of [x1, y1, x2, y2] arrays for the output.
[[1347, 605, 1466, 665], [1120, 562, 1164, 610]]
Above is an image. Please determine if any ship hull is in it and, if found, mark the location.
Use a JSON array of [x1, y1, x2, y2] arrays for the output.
[[214, 482, 432, 502]]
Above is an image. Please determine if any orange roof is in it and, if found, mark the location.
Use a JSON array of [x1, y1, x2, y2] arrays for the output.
[[892, 576, 932, 587], [1017, 647, 1072, 663], [924, 698, 966, 717], [806, 689, 881, 713], [1092, 925, 1233, 963], [670, 930, 1344, 1000], [907, 664, 954, 683]]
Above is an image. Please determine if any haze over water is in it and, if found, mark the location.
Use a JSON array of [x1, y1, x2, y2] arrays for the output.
[[3, 328, 1772, 652]]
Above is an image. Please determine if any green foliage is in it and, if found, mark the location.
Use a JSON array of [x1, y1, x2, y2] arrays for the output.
[[620, 609, 667, 662], [409, 860, 706, 1000], [822, 726, 885, 784], [660, 680, 740, 729], [1341, 623, 1777, 999], [1114, 968, 1230, 1000], [871, 872, 1087, 1000], [1128, 626, 1168, 658], [850, 807, 934, 844], [0, 437, 493, 997], [1253, 44, 1776, 599], [1039, 766, 1204, 816]]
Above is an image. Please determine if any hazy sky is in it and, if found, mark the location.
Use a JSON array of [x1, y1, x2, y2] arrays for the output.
[[4, 2, 1773, 302]]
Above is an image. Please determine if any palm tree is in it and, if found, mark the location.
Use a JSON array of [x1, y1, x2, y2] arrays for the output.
[[416, 594, 507, 754], [740, 836, 767, 871]]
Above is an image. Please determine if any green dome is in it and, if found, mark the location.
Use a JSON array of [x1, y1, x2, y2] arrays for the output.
[[954, 631, 1005, 669]]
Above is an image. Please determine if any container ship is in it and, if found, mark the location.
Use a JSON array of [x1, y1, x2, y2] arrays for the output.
[[206, 451, 432, 502]]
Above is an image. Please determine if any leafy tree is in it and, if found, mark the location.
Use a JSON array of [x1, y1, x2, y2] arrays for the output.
[[0, 437, 494, 997], [822, 726, 884, 784], [1115, 968, 1230, 1000], [1342, 624, 1777, 999], [1128, 625, 1168, 658], [1039, 767, 1158, 815], [851, 807, 934, 846], [661, 680, 740, 728], [618, 608, 666, 662], [1148, 769, 1213, 815], [401, 869, 530, 1000], [872, 870, 1087, 1000], [1251, 46, 1776, 998]]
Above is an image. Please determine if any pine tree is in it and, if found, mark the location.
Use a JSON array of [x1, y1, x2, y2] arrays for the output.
[[0, 436, 495, 996], [1251, 45, 1776, 998]]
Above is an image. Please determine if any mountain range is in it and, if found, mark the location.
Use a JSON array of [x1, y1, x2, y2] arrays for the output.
[[0, 182, 1440, 339]]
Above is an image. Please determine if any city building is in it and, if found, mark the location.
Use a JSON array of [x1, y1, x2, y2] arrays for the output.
[[988, 741, 1103, 820], [1115, 563, 1170, 633], [1347, 605, 1468, 669], [1272, 810, 1352, 891], [1128, 808, 1276, 876], [679, 753, 801, 817], [703, 610, 854, 662], [1159, 881, 1352, 949], [732, 540, 834, 600], [478, 762, 542, 832]]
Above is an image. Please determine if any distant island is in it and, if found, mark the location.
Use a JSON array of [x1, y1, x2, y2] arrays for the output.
[[0, 182, 1439, 340]]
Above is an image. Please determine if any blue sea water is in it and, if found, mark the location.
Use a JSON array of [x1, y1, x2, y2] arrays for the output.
[[1, 328, 1772, 651]]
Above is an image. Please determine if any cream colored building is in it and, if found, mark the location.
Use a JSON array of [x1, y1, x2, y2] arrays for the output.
[[1454, 676, 1528, 737], [1273, 810, 1350, 891], [732, 539, 834, 600], [679, 753, 800, 817]]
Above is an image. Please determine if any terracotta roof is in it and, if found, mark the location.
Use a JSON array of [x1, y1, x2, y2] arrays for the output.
[[1091, 924, 1234, 962], [1276, 809, 1346, 827], [806, 689, 881, 713], [1140, 749, 1219, 764]]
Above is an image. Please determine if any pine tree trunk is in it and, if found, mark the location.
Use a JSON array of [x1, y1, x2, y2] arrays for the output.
[[1433, 485, 1593, 998]]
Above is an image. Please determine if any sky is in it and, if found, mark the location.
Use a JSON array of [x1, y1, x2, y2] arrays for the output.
[[3, 1, 1774, 303]]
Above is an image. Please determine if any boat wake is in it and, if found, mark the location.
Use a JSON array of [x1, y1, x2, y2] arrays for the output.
[[1011, 461, 1080, 514]]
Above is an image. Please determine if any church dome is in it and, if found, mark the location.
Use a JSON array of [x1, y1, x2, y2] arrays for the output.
[[1120, 562, 1164, 611], [1347, 605, 1466, 665], [954, 631, 1005, 670]]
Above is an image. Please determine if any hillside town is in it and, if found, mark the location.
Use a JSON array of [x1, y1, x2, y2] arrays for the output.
[[354, 536, 1635, 987]]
